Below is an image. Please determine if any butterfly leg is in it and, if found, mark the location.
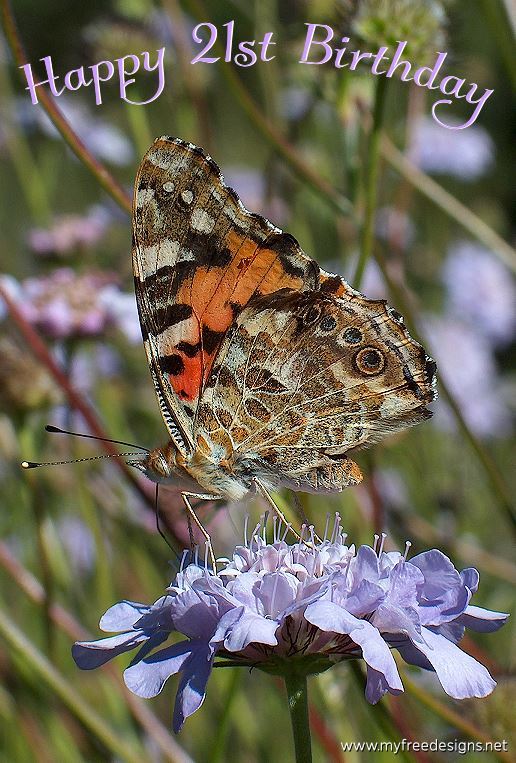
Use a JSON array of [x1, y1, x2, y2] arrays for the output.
[[181, 492, 221, 571], [253, 479, 304, 541], [253, 479, 322, 544]]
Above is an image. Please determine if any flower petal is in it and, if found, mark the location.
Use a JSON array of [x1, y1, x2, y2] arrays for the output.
[[124, 640, 201, 698], [99, 601, 150, 632], [410, 628, 496, 699], [460, 568, 479, 594], [211, 607, 278, 652], [305, 601, 403, 693], [72, 631, 148, 669], [366, 666, 403, 704], [173, 645, 214, 733], [457, 605, 509, 633], [255, 572, 299, 619]]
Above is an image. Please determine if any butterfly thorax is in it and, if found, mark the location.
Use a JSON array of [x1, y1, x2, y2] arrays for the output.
[[134, 438, 258, 500]]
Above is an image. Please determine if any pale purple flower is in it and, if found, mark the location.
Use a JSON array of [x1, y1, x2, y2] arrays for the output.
[[27, 205, 111, 256], [279, 86, 312, 121], [442, 242, 516, 346], [2, 269, 143, 344], [99, 288, 141, 344], [57, 516, 96, 574], [10, 269, 117, 339], [408, 117, 494, 180], [423, 316, 512, 438], [375, 206, 415, 251], [73, 522, 507, 732]]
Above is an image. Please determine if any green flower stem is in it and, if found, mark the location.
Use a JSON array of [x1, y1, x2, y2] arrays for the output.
[[353, 76, 389, 288], [0, 59, 51, 223], [284, 672, 313, 763], [0, 0, 131, 215], [187, 0, 354, 220], [0, 281, 160, 518], [381, 135, 516, 274], [0, 608, 147, 763]]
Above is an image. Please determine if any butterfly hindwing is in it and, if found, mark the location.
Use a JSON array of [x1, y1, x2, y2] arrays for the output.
[[132, 136, 319, 453], [195, 288, 435, 491]]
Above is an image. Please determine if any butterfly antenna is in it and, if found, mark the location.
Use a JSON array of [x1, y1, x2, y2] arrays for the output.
[[21, 452, 147, 469], [44, 424, 149, 452]]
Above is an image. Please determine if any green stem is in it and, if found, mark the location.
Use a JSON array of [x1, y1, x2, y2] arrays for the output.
[[381, 136, 516, 274], [186, 0, 354, 219], [284, 673, 312, 763], [0, 608, 147, 763], [353, 76, 388, 288], [0, 0, 131, 215]]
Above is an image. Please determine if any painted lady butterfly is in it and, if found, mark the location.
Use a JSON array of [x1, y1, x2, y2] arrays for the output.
[[131, 137, 436, 513]]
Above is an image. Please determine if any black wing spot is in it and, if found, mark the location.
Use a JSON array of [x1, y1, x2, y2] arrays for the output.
[[177, 341, 201, 358], [403, 365, 424, 399], [320, 315, 337, 332], [159, 354, 185, 376], [202, 326, 224, 355]]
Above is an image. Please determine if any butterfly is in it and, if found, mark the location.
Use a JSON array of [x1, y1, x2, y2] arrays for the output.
[[131, 136, 436, 519]]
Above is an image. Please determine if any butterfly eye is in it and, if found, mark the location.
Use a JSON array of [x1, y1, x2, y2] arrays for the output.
[[344, 327, 362, 344], [354, 347, 385, 375], [320, 315, 337, 332]]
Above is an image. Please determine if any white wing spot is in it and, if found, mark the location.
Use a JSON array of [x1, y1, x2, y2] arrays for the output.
[[136, 188, 154, 207], [147, 148, 171, 170], [191, 209, 215, 234], [163, 181, 175, 193], [141, 240, 180, 277], [181, 189, 194, 204]]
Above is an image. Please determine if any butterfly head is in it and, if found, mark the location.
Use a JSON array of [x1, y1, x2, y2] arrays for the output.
[[132, 441, 185, 484]]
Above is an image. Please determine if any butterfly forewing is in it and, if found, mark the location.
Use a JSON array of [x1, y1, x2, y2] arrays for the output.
[[132, 137, 319, 453]]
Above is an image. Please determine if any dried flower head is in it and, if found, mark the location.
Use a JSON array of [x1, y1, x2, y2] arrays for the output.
[[0, 335, 61, 414], [351, 0, 448, 62], [73, 519, 507, 732]]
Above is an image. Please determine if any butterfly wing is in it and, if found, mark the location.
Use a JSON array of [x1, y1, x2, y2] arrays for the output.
[[196, 287, 436, 492], [132, 136, 319, 454]]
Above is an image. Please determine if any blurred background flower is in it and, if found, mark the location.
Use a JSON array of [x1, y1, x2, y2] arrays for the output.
[[442, 241, 516, 346], [408, 117, 494, 180], [423, 316, 513, 438]]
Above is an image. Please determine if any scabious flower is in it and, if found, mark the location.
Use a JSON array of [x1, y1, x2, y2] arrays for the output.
[[27, 205, 112, 256], [15, 269, 117, 340], [73, 520, 507, 732], [408, 117, 494, 180], [442, 241, 516, 346], [1, 269, 141, 343]]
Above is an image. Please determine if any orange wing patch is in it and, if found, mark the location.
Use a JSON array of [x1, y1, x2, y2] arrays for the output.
[[132, 137, 319, 445]]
